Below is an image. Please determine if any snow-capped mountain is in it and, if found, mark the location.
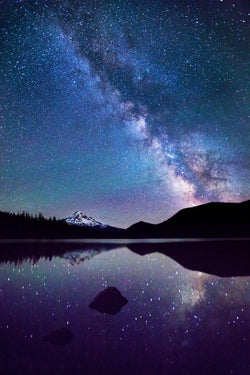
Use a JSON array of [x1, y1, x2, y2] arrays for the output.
[[66, 211, 108, 229], [62, 250, 101, 265]]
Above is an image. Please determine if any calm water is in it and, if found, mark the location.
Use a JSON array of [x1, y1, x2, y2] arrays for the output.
[[0, 241, 249, 375]]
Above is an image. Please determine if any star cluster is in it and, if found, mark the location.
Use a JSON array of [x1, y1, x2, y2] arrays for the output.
[[1, 0, 249, 227]]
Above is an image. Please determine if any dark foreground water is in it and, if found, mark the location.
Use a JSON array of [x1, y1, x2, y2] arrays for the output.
[[0, 240, 249, 375]]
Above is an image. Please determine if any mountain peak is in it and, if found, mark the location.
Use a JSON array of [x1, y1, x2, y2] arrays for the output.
[[66, 211, 107, 228]]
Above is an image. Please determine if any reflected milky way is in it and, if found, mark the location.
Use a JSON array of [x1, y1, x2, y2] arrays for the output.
[[0, 245, 249, 374]]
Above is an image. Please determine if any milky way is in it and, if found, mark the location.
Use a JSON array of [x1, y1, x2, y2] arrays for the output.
[[1, 0, 249, 227]]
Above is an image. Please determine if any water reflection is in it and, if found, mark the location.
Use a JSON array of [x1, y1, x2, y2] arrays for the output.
[[0, 242, 249, 374], [0, 239, 249, 277], [128, 240, 250, 277], [0, 242, 119, 266], [43, 328, 74, 346]]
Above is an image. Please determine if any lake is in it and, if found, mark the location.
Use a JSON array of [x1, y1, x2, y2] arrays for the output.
[[0, 240, 249, 374]]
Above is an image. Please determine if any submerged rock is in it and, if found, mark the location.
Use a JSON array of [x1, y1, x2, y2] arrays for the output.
[[43, 328, 73, 345], [89, 287, 128, 315]]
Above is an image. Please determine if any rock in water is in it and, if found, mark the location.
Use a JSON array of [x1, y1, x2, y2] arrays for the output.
[[89, 287, 128, 314], [43, 328, 73, 345]]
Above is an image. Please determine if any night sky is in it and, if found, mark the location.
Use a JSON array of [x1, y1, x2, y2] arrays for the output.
[[1, 0, 249, 227]]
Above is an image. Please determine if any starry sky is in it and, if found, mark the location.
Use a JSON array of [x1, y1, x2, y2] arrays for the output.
[[1, 0, 249, 227]]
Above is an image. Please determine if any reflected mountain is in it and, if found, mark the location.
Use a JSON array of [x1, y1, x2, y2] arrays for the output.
[[0, 242, 119, 265], [0, 239, 249, 277], [127, 240, 250, 277], [89, 287, 128, 314], [62, 246, 114, 265]]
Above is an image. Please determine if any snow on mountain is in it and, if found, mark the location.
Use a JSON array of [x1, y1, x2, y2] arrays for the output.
[[65, 211, 108, 229], [63, 250, 101, 265]]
